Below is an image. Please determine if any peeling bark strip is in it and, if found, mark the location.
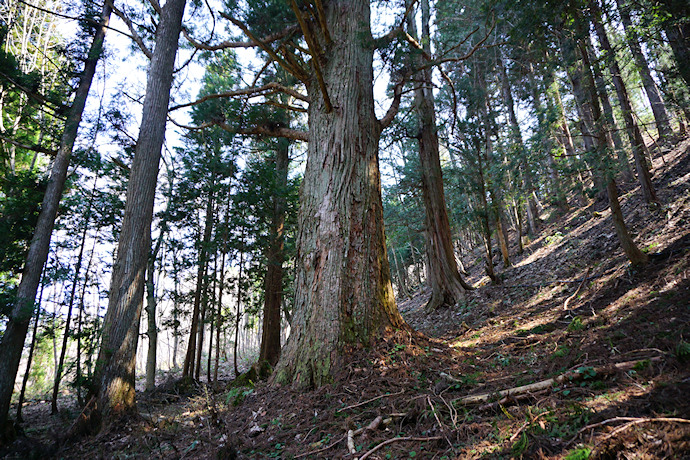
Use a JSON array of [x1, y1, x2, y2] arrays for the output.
[[272, 0, 406, 388]]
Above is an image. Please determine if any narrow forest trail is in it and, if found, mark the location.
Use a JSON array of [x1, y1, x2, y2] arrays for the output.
[[7, 138, 690, 459]]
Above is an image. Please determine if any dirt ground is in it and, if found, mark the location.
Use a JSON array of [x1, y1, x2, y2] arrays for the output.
[[2, 138, 690, 459]]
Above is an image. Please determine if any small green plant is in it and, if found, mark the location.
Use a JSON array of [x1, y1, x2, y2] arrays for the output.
[[567, 316, 585, 332], [552, 345, 571, 359], [545, 231, 564, 246], [225, 387, 253, 406], [564, 446, 591, 460], [511, 432, 529, 457], [675, 340, 690, 362], [642, 242, 659, 253]]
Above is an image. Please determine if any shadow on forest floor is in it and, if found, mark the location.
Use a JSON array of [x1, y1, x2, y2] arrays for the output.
[[3, 140, 690, 459]]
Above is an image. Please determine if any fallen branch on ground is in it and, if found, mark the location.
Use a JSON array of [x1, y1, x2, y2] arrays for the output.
[[358, 436, 443, 460], [567, 416, 690, 447], [337, 389, 405, 412], [456, 357, 661, 405], [564, 267, 591, 310]]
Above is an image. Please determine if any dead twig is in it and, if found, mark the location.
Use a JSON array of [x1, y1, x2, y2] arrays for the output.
[[564, 267, 591, 310], [358, 436, 443, 460], [337, 389, 405, 413], [295, 434, 346, 458], [567, 416, 690, 447]]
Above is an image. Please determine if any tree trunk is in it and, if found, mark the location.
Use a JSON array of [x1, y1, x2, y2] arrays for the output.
[[616, 0, 673, 140], [183, 192, 215, 379], [213, 245, 226, 383], [606, 179, 648, 265], [271, 0, 406, 388], [658, 0, 690, 88], [258, 139, 289, 370], [52, 173, 99, 412], [144, 225, 166, 391], [76, 235, 97, 407], [590, 0, 658, 204], [407, 0, 470, 310], [0, 2, 112, 430], [571, 15, 649, 266], [585, 38, 633, 180], [16, 277, 45, 423], [233, 248, 244, 377], [92, 0, 186, 426]]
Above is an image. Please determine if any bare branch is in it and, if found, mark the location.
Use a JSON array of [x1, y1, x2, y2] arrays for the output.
[[217, 120, 308, 141], [182, 24, 299, 51], [168, 82, 309, 112], [372, 0, 418, 49], [104, 0, 153, 59], [312, 0, 332, 45], [220, 13, 309, 83], [0, 135, 56, 156], [16, 0, 134, 39], [379, 79, 404, 130], [262, 100, 308, 113]]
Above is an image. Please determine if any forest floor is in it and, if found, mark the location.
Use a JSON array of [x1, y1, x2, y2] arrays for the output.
[[3, 137, 690, 459]]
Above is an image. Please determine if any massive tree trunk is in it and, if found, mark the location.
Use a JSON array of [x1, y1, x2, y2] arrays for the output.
[[272, 0, 406, 388], [407, 0, 471, 310], [615, 0, 673, 140], [590, 0, 658, 205], [92, 0, 186, 426], [258, 140, 289, 370], [0, 3, 112, 431]]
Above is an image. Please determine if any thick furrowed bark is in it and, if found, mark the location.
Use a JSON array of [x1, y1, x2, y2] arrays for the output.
[[272, 0, 405, 389]]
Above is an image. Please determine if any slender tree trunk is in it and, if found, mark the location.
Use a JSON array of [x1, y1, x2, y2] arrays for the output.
[[590, 0, 658, 204], [183, 192, 215, 378], [144, 223, 167, 391], [476, 149, 498, 284], [75, 235, 97, 407], [92, 0, 186, 426], [570, 16, 649, 266], [512, 199, 524, 255], [271, 0, 406, 388], [50, 211, 90, 414], [258, 140, 289, 370], [207, 254, 217, 382], [233, 248, 244, 377], [407, 1, 471, 310], [16, 276, 45, 423], [213, 246, 226, 383], [586, 38, 633, 180], [616, 0, 673, 139], [0, 2, 112, 429]]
